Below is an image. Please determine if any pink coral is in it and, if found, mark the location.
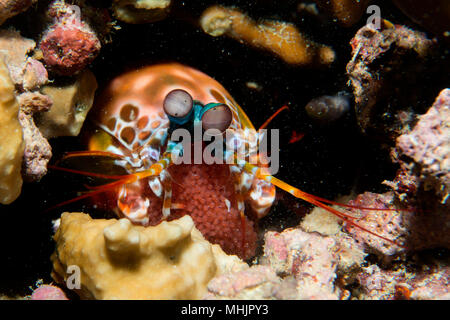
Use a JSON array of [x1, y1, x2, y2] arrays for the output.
[[262, 228, 341, 299], [357, 263, 449, 300], [39, 2, 100, 76], [205, 227, 344, 299], [31, 284, 68, 300], [23, 58, 48, 91], [0, 29, 49, 91], [346, 192, 450, 257], [17, 92, 53, 181], [18, 110, 52, 181], [396, 89, 450, 204], [345, 192, 410, 257], [204, 266, 280, 299]]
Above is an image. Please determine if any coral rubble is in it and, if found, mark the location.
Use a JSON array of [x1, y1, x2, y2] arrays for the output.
[[262, 228, 342, 299], [346, 192, 450, 257], [346, 22, 436, 138], [39, 2, 101, 76], [51, 212, 245, 299], [0, 29, 54, 181], [18, 104, 52, 181], [205, 227, 346, 300], [204, 265, 279, 300], [345, 192, 410, 257], [300, 204, 368, 277], [200, 5, 335, 66], [396, 89, 450, 205], [0, 29, 49, 91], [22, 58, 49, 91], [357, 262, 450, 300], [112, 0, 171, 24], [0, 28, 36, 86]]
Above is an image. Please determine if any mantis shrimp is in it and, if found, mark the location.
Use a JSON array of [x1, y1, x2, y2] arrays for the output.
[[49, 63, 403, 259]]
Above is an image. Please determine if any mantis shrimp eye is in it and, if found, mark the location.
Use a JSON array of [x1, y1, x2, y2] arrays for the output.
[[201, 104, 232, 134], [163, 89, 193, 119]]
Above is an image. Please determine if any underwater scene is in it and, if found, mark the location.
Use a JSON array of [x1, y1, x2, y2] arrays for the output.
[[0, 0, 449, 300]]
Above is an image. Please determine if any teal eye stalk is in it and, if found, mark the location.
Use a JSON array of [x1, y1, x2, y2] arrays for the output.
[[200, 103, 232, 134], [163, 89, 232, 135]]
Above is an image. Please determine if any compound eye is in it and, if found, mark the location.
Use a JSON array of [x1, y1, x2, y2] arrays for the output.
[[201, 104, 233, 134], [163, 89, 193, 118]]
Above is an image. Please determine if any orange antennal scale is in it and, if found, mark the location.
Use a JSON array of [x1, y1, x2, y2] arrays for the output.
[[259, 105, 289, 130], [46, 153, 172, 212], [43, 177, 130, 213]]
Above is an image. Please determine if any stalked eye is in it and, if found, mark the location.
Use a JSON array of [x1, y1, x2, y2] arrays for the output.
[[163, 89, 193, 118], [201, 104, 232, 133]]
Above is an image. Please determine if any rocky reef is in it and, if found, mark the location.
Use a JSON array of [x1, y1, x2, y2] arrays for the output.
[[0, 0, 448, 301]]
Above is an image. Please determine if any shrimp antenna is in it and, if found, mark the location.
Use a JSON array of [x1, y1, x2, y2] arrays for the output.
[[240, 160, 406, 247]]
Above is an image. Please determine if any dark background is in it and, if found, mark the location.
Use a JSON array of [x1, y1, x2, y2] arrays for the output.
[[0, 0, 437, 296]]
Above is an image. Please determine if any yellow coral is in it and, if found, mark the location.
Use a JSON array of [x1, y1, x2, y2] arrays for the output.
[[51, 212, 246, 299], [0, 58, 24, 204], [200, 5, 335, 66], [112, 0, 171, 24], [37, 69, 97, 138]]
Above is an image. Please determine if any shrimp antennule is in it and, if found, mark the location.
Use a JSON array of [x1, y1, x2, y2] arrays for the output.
[[242, 161, 405, 247], [48, 165, 133, 180], [259, 105, 289, 130], [60, 150, 126, 162], [43, 178, 130, 213]]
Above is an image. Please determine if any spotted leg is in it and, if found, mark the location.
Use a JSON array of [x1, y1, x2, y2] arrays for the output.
[[229, 164, 256, 257], [144, 142, 184, 220], [147, 173, 173, 218], [160, 169, 174, 220]]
